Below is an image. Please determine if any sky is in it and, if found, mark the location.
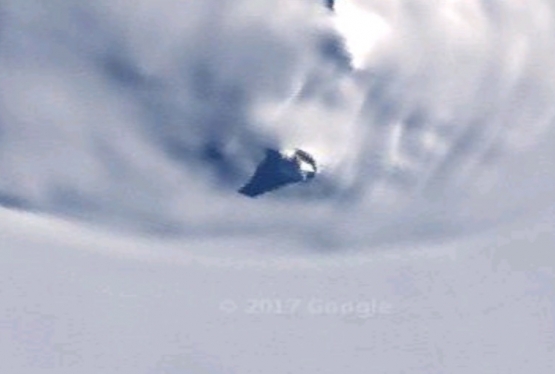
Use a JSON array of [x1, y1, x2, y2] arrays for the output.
[[0, 0, 554, 373]]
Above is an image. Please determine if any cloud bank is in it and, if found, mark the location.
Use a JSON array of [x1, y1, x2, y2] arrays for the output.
[[0, 0, 554, 248]]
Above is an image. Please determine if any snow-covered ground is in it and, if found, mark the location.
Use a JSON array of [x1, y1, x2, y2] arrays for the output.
[[0, 0, 554, 373]]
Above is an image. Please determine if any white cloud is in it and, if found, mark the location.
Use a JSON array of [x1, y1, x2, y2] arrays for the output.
[[0, 0, 553, 246]]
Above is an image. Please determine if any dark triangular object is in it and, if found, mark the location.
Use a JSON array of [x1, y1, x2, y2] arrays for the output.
[[239, 149, 316, 197]]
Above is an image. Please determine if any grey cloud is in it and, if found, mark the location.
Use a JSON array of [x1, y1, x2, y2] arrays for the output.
[[0, 0, 553, 248]]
